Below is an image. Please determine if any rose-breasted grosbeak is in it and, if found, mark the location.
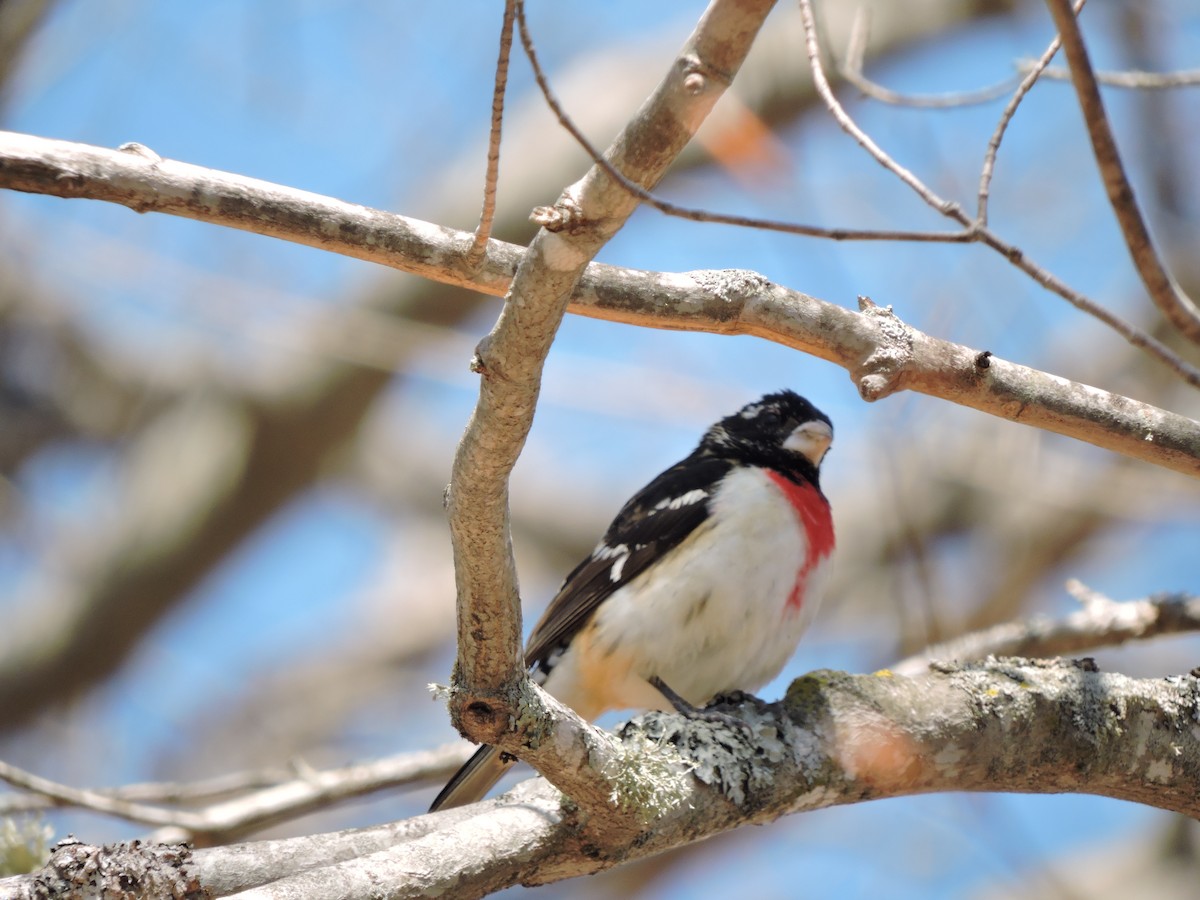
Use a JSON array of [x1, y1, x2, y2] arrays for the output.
[[430, 389, 834, 811]]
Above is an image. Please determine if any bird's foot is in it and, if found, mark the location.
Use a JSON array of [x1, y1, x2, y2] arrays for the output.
[[649, 676, 753, 735]]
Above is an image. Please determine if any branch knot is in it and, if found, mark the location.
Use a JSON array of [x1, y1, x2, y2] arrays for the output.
[[530, 193, 585, 234], [854, 296, 914, 401]]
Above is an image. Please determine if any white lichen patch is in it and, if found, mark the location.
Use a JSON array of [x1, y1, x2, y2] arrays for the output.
[[1145, 758, 1175, 783], [620, 705, 790, 809], [1130, 710, 1158, 760], [789, 724, 823, 773], [605, 730, 694, 818]]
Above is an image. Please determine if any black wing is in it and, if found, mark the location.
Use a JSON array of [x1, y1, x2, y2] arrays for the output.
[[524, 454, 732, 668]]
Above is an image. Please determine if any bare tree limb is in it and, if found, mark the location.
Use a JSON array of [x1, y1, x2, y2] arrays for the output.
[[2, 131, 1197, 477], [443, 0, 781, 808], [795, 0, 1200, 388], [1045, 0, 1200, 345], [1020, 61, 1200, 89], [894, 585, 1200, 676], [6, 660, 1200, 898], [0, 746, 471, 844]]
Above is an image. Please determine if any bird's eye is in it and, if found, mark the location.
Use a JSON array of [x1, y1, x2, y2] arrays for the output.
[[758, 409, 781, 427]]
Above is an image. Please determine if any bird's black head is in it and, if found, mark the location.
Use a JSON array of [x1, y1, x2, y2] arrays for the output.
[[698, 390, 833, 482]]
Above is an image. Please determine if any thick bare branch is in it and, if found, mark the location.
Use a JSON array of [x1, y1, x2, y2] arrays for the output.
[[2, 132, 1196, 477], [443, 0, 780, 794], [6, 660, 1200, 899]]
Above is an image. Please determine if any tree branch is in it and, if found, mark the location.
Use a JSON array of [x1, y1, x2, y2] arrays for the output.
[[1018, 61, 1200, 89], [0, 746, 471, 844], [2, 131, 1197, 478], [442, 0, 780, 801], [795, 0, 1200, 388], [1045, 0, 1200, 345], [6, 660, 1199, 898], [894, 585, 1200, 676], [464, 0, 515, 271], [978, 0, 1078, 223]]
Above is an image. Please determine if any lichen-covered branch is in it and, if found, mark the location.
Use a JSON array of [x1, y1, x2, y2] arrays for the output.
[[5, 659, 1198, 899]]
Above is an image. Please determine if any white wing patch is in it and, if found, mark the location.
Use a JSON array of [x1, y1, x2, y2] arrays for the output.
[[655, 488, 709, 511], [739, 402, 764, 419], [593, 542, 631, 582]]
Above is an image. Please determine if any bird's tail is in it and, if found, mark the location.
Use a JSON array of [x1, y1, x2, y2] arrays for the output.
[[429, 744, 514, 811]]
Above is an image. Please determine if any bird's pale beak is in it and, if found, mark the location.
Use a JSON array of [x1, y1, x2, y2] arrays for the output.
[[784, 420, 833, 466]]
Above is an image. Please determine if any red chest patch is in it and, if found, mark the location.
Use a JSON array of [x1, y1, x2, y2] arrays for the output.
[[765, 470, 835, 612]]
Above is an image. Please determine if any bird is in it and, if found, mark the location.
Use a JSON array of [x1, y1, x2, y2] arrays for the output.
[[430, 389, 835, 811]]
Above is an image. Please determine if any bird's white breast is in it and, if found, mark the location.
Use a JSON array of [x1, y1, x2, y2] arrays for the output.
[[579, 465, 832, 709]]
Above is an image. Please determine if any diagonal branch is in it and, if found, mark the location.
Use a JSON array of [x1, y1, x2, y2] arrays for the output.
[[978, 0, 1080, 223], [2, 132, 1197, 478], [794, 0, 1200, 388], [442, 0, 780, 807], [1045, 0, 1200, 345]]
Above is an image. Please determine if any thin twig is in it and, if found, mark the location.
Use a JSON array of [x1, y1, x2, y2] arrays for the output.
[[1045, 0, 1200, 346], [0, 746, 471, 835], [796, 0, 1200, 388], [1019, 61, 1200, 89], [841, 7, 1019, 109], [796, 0, 970, 223], [840, 66, 1019, 110], [0, 767, 289, 814], [465, 0, 516, 271], [516, 6, 969, 244], [971, 229, 1200, 389], [0, 758, 204, 830], [978, 0, 1082, 224]]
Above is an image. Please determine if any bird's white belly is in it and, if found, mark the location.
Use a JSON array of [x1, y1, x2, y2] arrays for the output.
[[584, 466, 828, 708]]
